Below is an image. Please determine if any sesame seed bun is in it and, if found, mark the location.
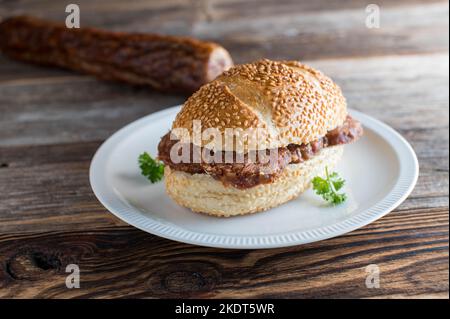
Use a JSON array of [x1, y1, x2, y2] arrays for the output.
[[164, 145, 343, 217], [172, 59, 347, 152]]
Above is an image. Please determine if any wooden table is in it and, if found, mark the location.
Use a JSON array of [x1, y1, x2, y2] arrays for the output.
[[0, 0, 448, 299]]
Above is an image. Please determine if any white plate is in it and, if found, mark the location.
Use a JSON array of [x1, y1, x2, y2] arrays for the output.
[[90, 106, 418, 249]]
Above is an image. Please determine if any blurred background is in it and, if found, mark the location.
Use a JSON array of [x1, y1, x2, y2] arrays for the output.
[[1, 0, 448, 62]]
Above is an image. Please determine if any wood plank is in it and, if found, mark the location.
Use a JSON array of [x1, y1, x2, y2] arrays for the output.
[[0, 142, 127, 234], [0, 125, 447, 233], [0, 0, 447, 75], [0, 208, 447, 298], [0, 53, 447, 146], [2, 0, 444, 24], [0, 0, 447, 299], [0, 80, 185, 146], [197, 2, 449, 62]]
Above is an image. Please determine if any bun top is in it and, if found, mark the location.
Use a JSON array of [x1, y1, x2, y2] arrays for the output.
[[172, 59, 347, 152]]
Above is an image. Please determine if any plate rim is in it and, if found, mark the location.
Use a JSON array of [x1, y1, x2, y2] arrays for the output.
[[89, 106, 419, 249]]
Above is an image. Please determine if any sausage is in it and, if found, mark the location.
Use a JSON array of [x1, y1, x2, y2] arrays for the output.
[[0, 16, 233, 93]]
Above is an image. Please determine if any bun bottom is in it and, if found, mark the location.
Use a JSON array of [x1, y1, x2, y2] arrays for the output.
[[164, 145, 344, 217]]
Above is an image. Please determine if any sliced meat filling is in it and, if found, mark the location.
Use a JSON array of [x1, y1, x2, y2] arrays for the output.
[[158, 115, 363, 189]]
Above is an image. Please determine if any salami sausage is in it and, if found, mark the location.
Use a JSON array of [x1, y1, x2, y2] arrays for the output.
[[0, 16, 233, 93]]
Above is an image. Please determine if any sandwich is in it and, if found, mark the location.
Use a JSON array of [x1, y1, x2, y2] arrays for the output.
[[157, 59, 363, 217]]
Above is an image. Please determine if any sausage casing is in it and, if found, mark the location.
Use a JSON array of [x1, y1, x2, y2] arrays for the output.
[[0, 16, 233, 93]]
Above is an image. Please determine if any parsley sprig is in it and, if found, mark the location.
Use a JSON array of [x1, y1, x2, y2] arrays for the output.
[[312, 167, 347, 205], [138, 152, 164, 183]]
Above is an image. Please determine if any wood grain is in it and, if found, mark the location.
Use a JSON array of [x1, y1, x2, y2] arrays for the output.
[[0, 54, 447, 146], [0, 212, 447, 298], [0, 0, 448, 66], [0, 0, 448, 298]]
